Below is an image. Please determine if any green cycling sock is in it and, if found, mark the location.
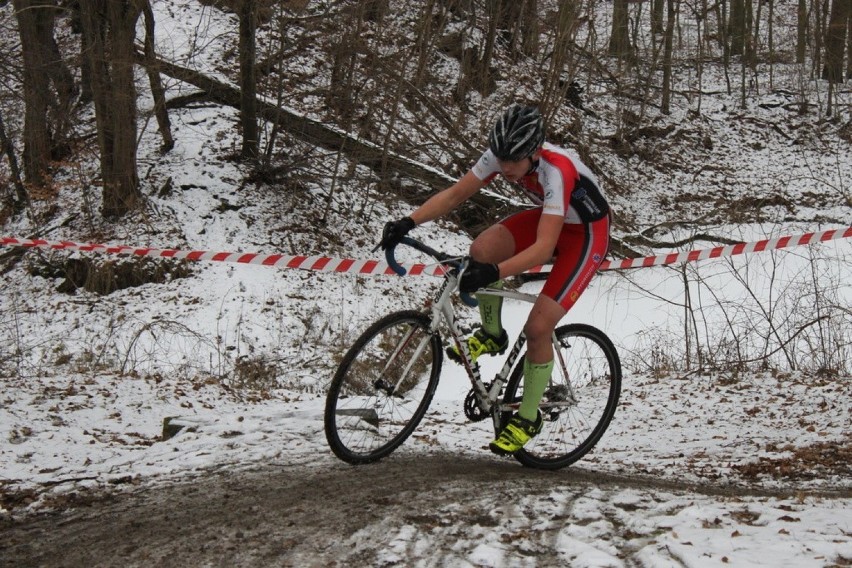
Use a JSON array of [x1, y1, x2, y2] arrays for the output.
[[478, 280, 504, 338], [518, 358, 553, 422]]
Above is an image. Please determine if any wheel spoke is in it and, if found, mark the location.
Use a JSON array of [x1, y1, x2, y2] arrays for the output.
[[503, 324, 621, 470], [325, 312, 441, 464]]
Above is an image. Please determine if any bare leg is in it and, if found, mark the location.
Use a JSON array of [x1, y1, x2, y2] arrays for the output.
[[516, 295, 565, 420], [524, 294, 566, 364], [469, 224, 515, 263]]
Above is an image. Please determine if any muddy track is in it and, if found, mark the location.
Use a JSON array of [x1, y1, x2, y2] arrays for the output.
[[1, 453, 849, 567]]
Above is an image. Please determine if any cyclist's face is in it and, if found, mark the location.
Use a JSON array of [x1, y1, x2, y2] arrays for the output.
[[497, 156, 533, 182]]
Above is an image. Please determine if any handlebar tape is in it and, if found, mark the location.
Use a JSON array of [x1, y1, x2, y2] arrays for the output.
[[385, 238, 478, 306]]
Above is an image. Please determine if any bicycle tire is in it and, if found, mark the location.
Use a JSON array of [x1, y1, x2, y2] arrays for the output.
[[324, 310, 443, 464], [501, 323, 621, 470]]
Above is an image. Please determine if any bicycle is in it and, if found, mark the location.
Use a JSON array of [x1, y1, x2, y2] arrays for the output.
[[324, 236, 622, 470]]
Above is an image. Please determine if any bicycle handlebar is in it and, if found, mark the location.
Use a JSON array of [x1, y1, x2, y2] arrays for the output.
[[384, 237, 479, 307], [384, 237, 451, 274]]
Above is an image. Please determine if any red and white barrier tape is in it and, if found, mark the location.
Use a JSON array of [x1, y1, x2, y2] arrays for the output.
[[598, 226, 852, 271], [0, 236, 446, 276], [2, 226, 850, 276]]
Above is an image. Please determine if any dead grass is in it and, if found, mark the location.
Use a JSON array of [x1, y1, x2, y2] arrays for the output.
[[732, 439, 852, 482]]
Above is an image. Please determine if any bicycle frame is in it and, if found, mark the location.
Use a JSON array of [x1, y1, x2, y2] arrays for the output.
[[381, 236, 583, 430], [425, 269, 568, 430], [327, 236, 622, 469]]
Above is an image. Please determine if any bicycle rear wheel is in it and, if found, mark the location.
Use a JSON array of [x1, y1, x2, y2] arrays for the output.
[[324, 310, 443, 464], [501, 323, 621, 470]]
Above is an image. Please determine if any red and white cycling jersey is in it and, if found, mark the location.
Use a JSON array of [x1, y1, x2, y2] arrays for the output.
[[471, 142, 609, 224], [470, 142, 611, 311]]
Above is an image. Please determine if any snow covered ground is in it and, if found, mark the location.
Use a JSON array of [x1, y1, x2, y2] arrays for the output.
[[2, 242, 850, 566], [1, 1, 850, 565], [1, 89, 849, 568]]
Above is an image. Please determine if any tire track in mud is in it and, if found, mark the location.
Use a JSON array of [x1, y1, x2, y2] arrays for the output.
[[1, 452, 849, 567]]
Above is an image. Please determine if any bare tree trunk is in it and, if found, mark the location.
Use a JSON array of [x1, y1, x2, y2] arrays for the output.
[[609, 0, 633, 60], [106, 1, 142, 216], [813, 0, 827, 79], [141, 0, 174, 153], [822, 0, 850, 82], [744, 0, 756, 67], [238, 0, 258, 160], [729, 0, 745, 56], [847, 6, 852, 78], [797, 0, 807, 64], [12, 0, 55, 188], [411, 0, 438, 89], [152, 56, 460, 191], [327, 3, 366, 128], [696, 0, 708, 112], [651, 0, 665, 35], [67, 1, 94, 103], [43, 12, 75, 161], [736, 0, 755, 107], [661, 0, 676, 114], [481, 0, 500, 92], [363, 0, 388, 23], [0, 111, 28, 212], [79, 0, 144, 217], [520, 0, 539, 57], [261, 10, 289, 168], [80, 0, 113, 193], [767, 0, 775, 87], [455, 28, 475, 105], [847, 5, 852, 79], [14, 0, 76, 158], [539, 1, 579, 119], [492, 0, 537, 58]]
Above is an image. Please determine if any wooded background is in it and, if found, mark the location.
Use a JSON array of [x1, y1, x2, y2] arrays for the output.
[[0, 0, 849, 223]]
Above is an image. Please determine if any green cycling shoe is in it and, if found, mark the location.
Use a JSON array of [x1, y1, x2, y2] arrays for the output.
[[489, 411, 543, 455], [446, 328, 508, 365]]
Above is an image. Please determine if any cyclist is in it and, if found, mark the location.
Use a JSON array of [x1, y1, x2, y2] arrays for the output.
[[379, 104, 610, 455]]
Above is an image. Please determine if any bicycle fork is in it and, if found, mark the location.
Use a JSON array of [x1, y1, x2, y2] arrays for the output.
[[375, 324, 432, 396]]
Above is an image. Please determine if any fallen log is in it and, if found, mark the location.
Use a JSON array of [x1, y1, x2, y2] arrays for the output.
[[143, 54, 514, 233]]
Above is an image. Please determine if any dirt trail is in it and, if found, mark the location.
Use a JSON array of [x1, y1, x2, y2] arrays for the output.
[[2, 453, 849, 568]]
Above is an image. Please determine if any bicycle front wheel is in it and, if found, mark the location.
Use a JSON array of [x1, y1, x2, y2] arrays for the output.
[[324, 310, 443, 464], [501, 323, 621, 470]]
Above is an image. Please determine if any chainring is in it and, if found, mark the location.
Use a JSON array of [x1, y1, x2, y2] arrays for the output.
[[463, 387, 490, 422]]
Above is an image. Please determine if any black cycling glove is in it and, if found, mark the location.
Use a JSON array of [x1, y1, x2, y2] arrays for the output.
[[460, 260, 500, 293], [378, 217, 416, 251]]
